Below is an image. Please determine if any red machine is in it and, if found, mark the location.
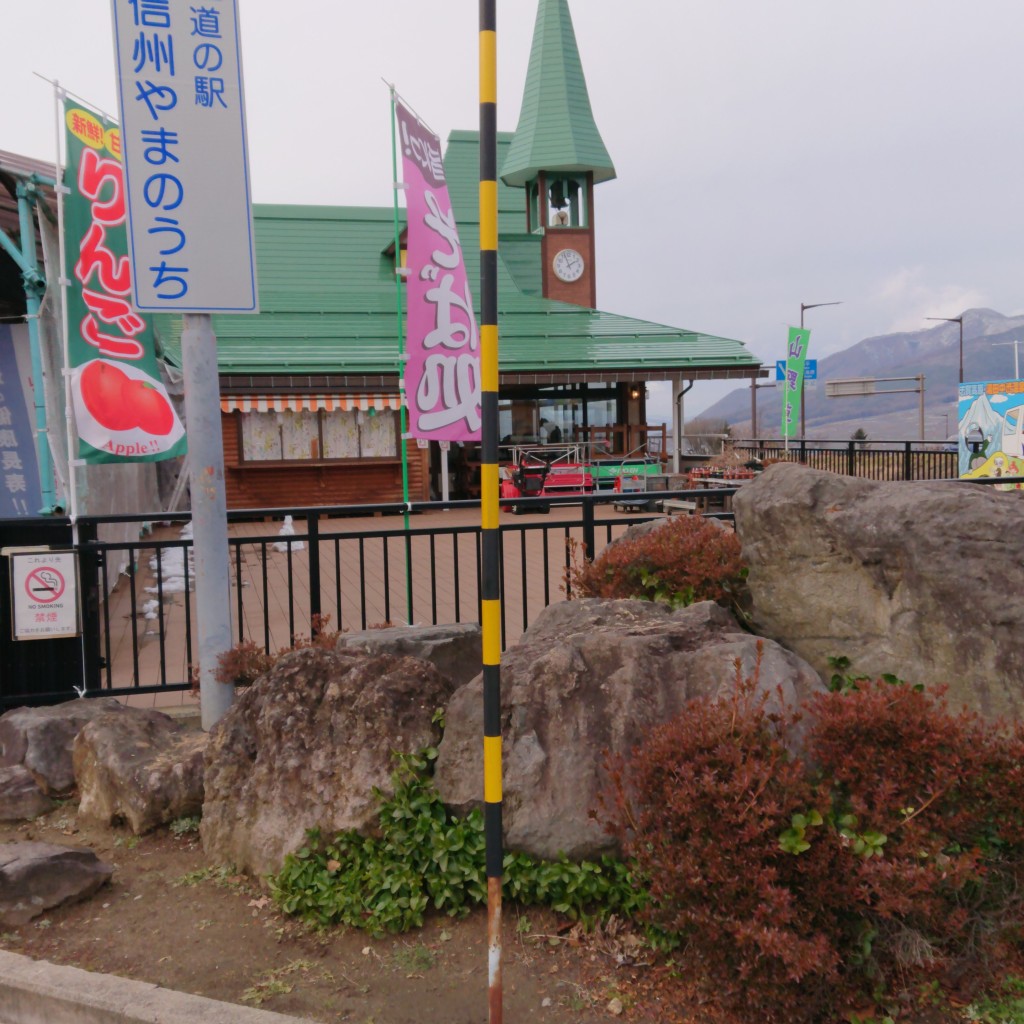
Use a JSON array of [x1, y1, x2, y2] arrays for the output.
[[498, 444, 595, 514]]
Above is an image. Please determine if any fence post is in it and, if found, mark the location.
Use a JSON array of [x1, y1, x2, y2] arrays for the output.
[[847, 441, 856, 477], [306, 512, 321, 634], [582, 495, 596, 562], [76, 521, 103, 695], [903, 442, 912, 481], [799, 438, 807, 464]]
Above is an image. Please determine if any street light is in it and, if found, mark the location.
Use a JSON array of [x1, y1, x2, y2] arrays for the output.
[[994, 339, 1021, 380], [925, 315, 964, 384], [799, 301, 842, 441], [749, 380, 776, 441]]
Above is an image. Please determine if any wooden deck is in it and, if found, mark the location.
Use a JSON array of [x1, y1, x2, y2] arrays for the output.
[[102, 503, 660, 708]]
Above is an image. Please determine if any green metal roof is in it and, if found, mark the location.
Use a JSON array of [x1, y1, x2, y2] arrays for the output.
[[156, 134, 758, 382], [500, 0, 615, 188]]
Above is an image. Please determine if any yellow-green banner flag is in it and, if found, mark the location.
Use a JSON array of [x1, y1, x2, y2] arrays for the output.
[[781, 326, 811, 439]]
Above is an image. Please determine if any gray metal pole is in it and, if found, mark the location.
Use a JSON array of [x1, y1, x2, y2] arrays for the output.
[[181, 313, 234, 729]]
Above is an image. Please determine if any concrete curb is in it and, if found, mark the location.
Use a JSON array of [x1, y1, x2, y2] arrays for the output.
[[0, 949, 310, 1024]]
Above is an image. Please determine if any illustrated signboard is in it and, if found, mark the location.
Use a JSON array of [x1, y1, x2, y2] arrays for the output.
[[110, 0, 258, 312], [63, 101, 187, 463], [396, 100, 481, 441], [957, 378, 1024, 486], [10, 550, 80, 639]]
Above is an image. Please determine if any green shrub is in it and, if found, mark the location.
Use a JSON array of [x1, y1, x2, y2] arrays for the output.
[[270, 748, 645, 936], [609, 669, 1024, 1023], [565, 514, 747, 612]]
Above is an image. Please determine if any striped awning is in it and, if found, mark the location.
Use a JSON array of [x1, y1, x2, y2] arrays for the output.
[[220, 393, 403, 414]]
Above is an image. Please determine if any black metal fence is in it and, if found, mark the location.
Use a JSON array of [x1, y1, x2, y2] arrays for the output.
[[732, 439, 957, 481], [1, 444, 977, 709], [4, 490, 716, 708]]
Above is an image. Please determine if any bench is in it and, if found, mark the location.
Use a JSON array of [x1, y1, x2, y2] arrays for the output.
[[613, 498, 650, 513], [662, 499, 698, 515]]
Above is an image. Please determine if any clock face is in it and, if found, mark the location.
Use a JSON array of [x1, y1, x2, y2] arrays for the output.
[[552, 248, 585, 283]]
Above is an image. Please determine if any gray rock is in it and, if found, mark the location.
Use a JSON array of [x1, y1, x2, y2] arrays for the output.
[[733, 463, 1024, 720], [0, 698, 126, 794], [434, 598, 824, 861], [0, 842, 112, 926], [0, 766, 53, 822], [73, 709, 206, 835], [336, 622, 482, 689], [201, 647, 453, 876]]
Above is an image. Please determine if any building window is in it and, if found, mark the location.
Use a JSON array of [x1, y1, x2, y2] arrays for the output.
[[547, 176, 586, 228], [240, 409, 397, 462]]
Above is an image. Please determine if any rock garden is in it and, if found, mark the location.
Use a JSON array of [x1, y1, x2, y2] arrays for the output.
[[3, 464, 1024, 1023]]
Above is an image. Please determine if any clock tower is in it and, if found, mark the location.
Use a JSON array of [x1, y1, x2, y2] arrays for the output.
[[500, 0, 615, 310]]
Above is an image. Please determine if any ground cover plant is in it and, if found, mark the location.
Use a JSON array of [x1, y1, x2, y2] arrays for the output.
[[607, 661, 1024, 1024], [270, 747, 646, 936]]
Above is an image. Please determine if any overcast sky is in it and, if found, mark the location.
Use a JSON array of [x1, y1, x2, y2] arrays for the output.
[[6, 1, 1024, 417]]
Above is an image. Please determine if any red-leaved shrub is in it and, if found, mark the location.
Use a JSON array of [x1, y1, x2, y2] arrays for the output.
[[566, 515, 747, 611], [806, 683, 1024, 993], [610, 671, 1024, 1023], [195, 614, 346, 694]]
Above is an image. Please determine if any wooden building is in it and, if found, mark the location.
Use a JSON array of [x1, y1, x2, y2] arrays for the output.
[[157, 0, 765, 509]]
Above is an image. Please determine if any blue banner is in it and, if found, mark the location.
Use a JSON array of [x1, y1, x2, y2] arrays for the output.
[[776, 359, 816, 381], [0, 325, 43, 516]]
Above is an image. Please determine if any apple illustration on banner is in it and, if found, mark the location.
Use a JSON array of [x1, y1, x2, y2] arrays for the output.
[[73, 358, 184, 457], [80, 360, 175, 434]]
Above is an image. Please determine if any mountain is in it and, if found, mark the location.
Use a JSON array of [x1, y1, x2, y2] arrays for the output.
[[696, 308, 1024, 441]]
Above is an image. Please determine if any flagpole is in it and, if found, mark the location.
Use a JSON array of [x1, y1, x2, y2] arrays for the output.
[[52, 81, 80, 529], [389, 85, 414, 626], [479, 4, 503, 1022]]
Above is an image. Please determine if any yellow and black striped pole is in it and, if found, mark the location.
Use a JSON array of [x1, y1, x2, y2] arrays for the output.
[[479, 2, 503, 1022]]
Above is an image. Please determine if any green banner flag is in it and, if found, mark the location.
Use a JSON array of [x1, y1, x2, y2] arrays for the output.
[[63, 101, 186, 463], [781, 326, 811, 439]]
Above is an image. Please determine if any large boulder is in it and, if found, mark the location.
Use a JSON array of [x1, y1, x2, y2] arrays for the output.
[[336, 622, 482, 689], [0, 698, 126, 794], [0, 842, 112, 926], [733, 463, 1024, 719], [0, 766, 53, 822], [434, 598, 824, 860], [201, 647, 453, 877], [73, 709, 206, 834]]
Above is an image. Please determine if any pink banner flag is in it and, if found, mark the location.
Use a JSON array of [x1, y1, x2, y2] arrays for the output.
[[396, 100, 481, 441]]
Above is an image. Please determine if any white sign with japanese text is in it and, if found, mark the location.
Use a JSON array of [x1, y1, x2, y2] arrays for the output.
[[110, 0, 259, 313], [10, 550, 80, 640]]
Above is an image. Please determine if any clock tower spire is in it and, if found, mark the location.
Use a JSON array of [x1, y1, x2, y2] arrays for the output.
[[501, 0, 615, 309]]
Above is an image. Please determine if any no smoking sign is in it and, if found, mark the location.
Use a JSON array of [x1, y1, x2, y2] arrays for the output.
[[26, 566, 66, 603], [9, 550, 79, 640]]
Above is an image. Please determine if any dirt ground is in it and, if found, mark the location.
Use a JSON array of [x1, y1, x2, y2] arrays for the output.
[[0, 805, 668, 1024]]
